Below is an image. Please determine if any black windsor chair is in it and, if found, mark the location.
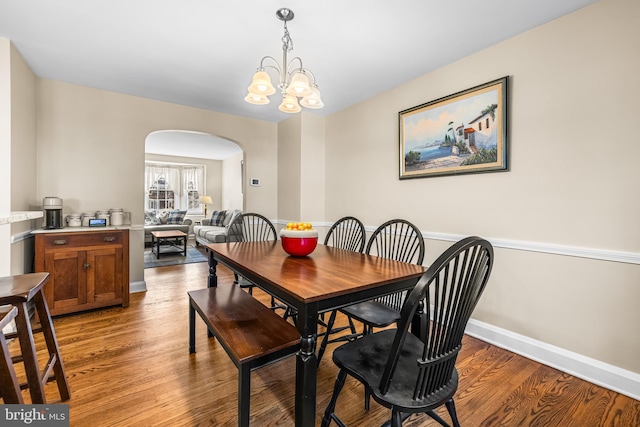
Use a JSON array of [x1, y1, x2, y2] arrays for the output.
[[228, 213, 288, 313], [321, 219, 425, 345], [322, 236, 494, 427], [315, 216, 366, 365], [328, 218, 425, 408]]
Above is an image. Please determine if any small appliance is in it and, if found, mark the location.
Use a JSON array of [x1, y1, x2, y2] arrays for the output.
[[43, 197, 64, 229]]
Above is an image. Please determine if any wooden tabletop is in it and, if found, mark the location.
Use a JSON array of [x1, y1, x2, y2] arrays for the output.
[[151, 230, 187, 238], [207, 241, 426, 304]]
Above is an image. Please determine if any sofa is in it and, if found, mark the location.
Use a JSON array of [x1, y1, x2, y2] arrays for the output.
[[193, 209, 242, 245], [144, 210, 192, 245]]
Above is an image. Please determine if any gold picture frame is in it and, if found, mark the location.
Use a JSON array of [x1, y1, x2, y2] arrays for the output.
[[399, 76, 508, 179]]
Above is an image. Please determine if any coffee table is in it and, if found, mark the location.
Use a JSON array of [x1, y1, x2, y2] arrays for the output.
[[151, 230, 187, 259]]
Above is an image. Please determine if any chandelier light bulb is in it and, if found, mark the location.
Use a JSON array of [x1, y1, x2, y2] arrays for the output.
[[248, 70, 276, 96], [279, 94, 302, 113], [286, 72, 312, 97], [244, 93, 270, 105], [300, 86, 324, 109]]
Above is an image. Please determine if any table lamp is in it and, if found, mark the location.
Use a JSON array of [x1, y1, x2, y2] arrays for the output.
[[200, 195, 213, 216]]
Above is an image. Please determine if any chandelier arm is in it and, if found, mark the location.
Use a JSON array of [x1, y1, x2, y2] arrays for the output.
[[258, 56, 282, 75]]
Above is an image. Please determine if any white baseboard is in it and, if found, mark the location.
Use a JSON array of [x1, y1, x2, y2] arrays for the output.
[[465, 318, 640, 401], [130, 281, 147, 293]]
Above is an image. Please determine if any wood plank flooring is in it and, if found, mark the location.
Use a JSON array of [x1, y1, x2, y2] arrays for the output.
[[6, 262, 639, 426]]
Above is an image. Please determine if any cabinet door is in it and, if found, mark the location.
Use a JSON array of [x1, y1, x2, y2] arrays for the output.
[[88, 247, 123, 305], [44, 250, 88, 315]]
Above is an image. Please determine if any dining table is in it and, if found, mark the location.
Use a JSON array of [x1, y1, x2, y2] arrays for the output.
[[205, 240, 426, 427]]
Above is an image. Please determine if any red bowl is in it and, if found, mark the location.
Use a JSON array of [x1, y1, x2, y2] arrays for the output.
[[281, 236, 318, 257]]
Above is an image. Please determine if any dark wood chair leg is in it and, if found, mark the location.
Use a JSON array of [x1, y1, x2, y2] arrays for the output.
[[321, 369, 347, 427], [446, 398, 461, 427], [33, 290, 71, 401], [14, 301, 46, 403], [0, 307, 23, 404]]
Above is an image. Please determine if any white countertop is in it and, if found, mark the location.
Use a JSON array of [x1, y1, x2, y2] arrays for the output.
[[0, 211, 44, 225], [31, 225, 132, 234]]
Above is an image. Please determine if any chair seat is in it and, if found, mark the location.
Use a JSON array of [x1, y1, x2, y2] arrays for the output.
[[332, 329, 458, 412], [340, 300, 401, 329]]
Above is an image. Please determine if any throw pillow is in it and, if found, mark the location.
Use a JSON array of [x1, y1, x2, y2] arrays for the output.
[[166, 210, 186, 225], [210, 210, 227, 227], [144, 211, 156, 225], [155, 210, 170, 224]]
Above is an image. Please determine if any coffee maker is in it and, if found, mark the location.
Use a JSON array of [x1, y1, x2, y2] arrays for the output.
[[43, 197, 64, 229]]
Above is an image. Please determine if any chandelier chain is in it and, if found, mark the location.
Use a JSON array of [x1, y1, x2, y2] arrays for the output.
[[282, 22, 293, 53]]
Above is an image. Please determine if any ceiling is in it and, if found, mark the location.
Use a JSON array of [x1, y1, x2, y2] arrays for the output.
[[0, 0, 597, 157]]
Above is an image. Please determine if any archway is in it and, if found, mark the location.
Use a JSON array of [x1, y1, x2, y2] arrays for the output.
[[142, 130, 244, 269]]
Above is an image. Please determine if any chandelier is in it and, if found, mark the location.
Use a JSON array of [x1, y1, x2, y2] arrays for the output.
[[244, 8, 324, 113]]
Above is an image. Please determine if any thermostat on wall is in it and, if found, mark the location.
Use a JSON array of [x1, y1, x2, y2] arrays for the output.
[[250, 178, 261, 187]]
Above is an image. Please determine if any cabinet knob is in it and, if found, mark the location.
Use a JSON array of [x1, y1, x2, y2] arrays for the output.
[[53, 240, 67, 245], [104, 237, 116, 242], [84, 263, 91, 269]]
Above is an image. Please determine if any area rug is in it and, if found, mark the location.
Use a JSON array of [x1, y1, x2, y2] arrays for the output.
[[144, 243, 208, 268]]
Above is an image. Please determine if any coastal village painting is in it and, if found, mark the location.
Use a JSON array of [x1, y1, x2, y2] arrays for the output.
[[399, 77, 508, 179]]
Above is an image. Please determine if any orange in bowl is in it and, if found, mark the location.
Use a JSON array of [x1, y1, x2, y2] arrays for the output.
[[280, 227, 318, 257]]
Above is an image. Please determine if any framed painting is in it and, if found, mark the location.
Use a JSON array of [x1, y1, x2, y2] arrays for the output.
[[399, 76, 508, 179]]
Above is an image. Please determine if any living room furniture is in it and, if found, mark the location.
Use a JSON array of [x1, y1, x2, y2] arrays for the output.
[[144, 211, 192, 245], [321, 237, 494, 427], [151, 230, 187, 259], [189, 285, 300, 427], [34, 229, 130, 316], [205, 241, 425, 427], [0, 305, 22, 403], [193, 209, 242, 245], [0, 273, 71, 404]]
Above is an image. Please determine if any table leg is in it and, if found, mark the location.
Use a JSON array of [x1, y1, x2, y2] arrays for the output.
[[182, 236, 187, 256], [295, 307, 318, 427], [189, 299, 196, 353], [155, 236, 161, 259], [207, 251, 218, 288]]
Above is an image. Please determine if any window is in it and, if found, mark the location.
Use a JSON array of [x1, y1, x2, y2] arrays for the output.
[[486, 117, 490, 129], [145, 162, 205, 213]]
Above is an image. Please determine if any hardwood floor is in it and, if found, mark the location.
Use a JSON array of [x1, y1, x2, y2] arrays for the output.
[[7, 262, 639, 426]]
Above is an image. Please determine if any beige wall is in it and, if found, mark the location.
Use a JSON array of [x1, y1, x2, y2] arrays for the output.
[[36, 80, 278, 284], [0, 39, 11, 276], [222, 152, 244, 211], [0, 40, 38, 276], [325, 0, 640, 374], [277, 115, 302, 222], [277, 113, 326, 224]]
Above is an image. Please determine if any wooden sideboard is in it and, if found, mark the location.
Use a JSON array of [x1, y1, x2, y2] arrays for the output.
[[34, 229, 130, 316]]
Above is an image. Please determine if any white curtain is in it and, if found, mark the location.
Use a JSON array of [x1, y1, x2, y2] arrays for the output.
[[145, 163, 205, 212], [182, 166, 204, 212]]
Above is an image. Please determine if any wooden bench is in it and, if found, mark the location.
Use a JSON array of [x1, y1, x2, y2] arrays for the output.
[[188, 285, 300, 427]]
